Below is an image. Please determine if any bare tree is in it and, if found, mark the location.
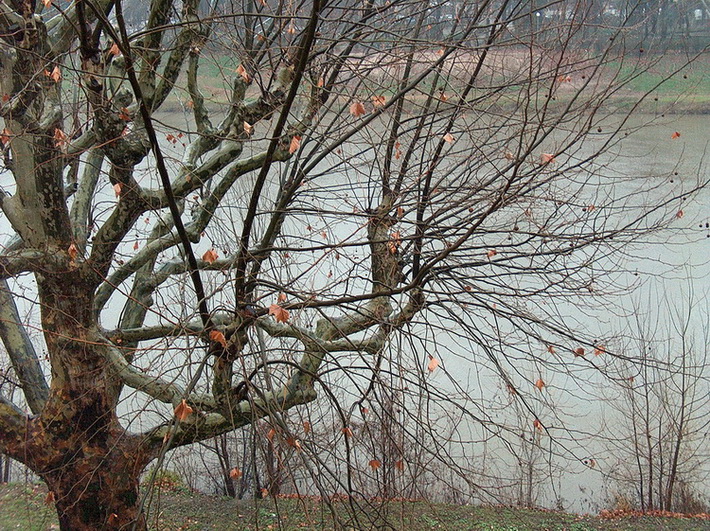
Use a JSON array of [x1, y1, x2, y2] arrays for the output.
[[604, 287, 710, 512], [0, 0, 704, 527]]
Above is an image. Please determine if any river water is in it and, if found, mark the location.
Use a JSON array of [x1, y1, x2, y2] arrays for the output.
[[449, 113, 710, 511], [1, 111, 708, 511]]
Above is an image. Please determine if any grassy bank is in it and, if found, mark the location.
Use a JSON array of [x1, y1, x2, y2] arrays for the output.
[[157, 50, 710, 117], [2, 483, 709, 530], [604, 52, 710, 113]]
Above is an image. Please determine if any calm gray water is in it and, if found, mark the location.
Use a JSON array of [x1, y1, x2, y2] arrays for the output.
[[1, 112, 708, 511]]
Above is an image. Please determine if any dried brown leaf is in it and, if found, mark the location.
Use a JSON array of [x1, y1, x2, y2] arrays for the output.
[[174, 399, 193, 421]]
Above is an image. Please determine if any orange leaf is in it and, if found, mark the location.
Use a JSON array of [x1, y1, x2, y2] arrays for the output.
[[1, 128, 11, 146], [289, 135, 301, 154], [341, 427, 353, 438], [45, 491, 55, 505], [174, 399, 193, 421], [369, 459, 381, 470], [443, 132, 455, 144], [486, 249, 497, 258], [50, 66, 61, 83], [1, 93, 9, 102], [540, 153, 556, 165], [547, 345, 556, 354], [113, 183, 123, 197], [303, 421, 311, 434], [229, 467, 243, 479], [574, 347, 585, 357], [133, 241, 139, 251], [202, 248, 219, 263], [68, 243, 78, 261], [53, 128, 68, 148], [594, 345, 605, 356], [109, 43, 121, 56], [427, 355, 439, 373], [388, 231, 401, 254], [119, 107, 131, 121], [243, 121, 254, 136], [676, 210, 684, 219], [349, 101, 366, 117], [535, 378, 545, 391], [236, 64, 250, 83], [533, 418, 543, 431], [277, 292, 287, 303], [395, 459, 405, 471], [210, 329, 227, 348], [286, 437, 302, 450], [260, 488, 269, 498], [43, 0, 51, 7], [269, 303, 290, 323], [287, 23, 296, 34], [267, 428, 276, 441], [671, 131, 681, 139], [371, 95, 386, 108]]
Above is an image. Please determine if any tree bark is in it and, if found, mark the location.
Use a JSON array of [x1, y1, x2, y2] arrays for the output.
[[0, 271, 156, 529], [2, 406, 152, 530], [43, 446, 148, 530]]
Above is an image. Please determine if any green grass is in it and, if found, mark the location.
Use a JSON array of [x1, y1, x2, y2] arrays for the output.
[[608, 55, 710, 95], [0, 484, 58, 530], [603, 52, 710, 112], [169, 49, 710, 116], [2, 483, 709, 530]]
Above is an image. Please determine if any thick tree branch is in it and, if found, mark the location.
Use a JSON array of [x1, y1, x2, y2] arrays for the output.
[[258, 318, 386, 355], [141, 371, 318, 451], [134, 0, 173, 106], [0, 247, 70, 279], [87, 164, 147, 278], [93, 147, 293, 313], [143, 352, 322, 449], [46, 0, 115, 56], [96, 330, 217, 410], [69, 148, 104, 249], [0, 279, 48, 414], [151, 0, 204, 111], [0, 394, 28, 457]]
